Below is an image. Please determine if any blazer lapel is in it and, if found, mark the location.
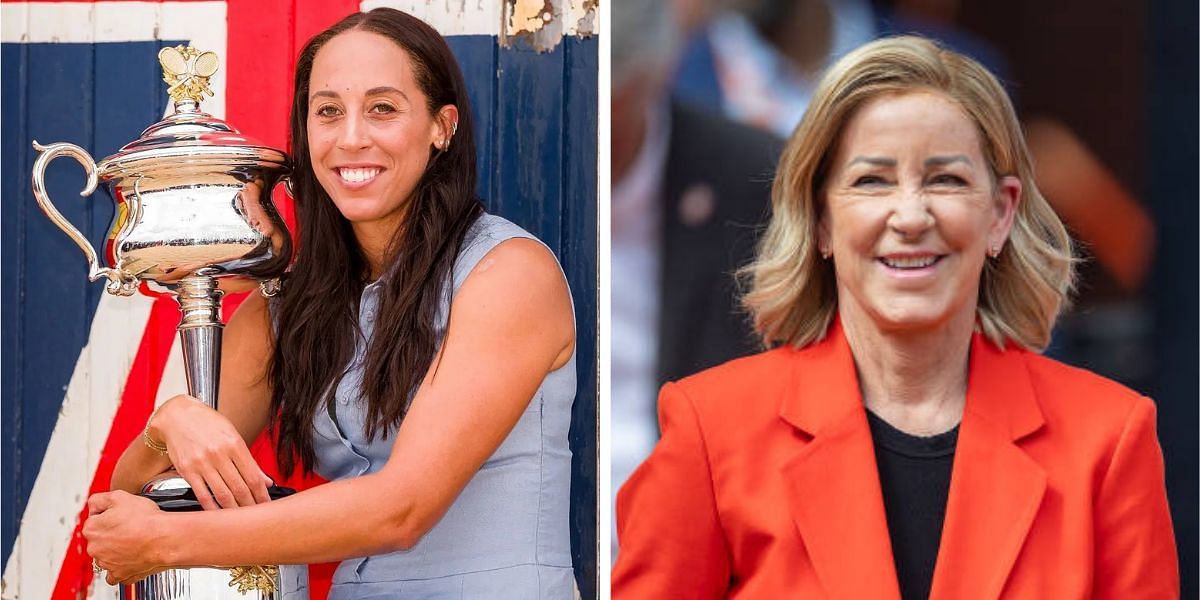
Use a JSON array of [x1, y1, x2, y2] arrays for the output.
[[779, 322, 902, 599], [930, 336, 1047, 600]]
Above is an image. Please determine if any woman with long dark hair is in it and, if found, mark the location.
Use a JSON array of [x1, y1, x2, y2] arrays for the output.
[[85, 8, 577, 597]]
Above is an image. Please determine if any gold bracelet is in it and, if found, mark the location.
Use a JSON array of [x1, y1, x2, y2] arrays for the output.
[[142, 426, 169, 457]]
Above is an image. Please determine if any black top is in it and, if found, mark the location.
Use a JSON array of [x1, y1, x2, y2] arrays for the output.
[[866, 410, 960, 600]]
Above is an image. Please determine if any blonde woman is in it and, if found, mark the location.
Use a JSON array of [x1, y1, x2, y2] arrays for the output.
[[613, 36, 1177, 599]]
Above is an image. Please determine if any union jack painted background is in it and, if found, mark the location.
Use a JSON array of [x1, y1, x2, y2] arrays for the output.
[[0, 1, 599, 598]]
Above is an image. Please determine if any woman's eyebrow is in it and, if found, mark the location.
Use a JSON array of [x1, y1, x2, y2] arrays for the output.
[[925, 154, 972, 167], [366, 86, 408, 102], [847, 156, 897, 168], [308, 87, 410, 101]]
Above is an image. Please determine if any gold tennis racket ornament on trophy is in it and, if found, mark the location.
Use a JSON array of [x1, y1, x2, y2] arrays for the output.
[[30, 46, 306, 599]]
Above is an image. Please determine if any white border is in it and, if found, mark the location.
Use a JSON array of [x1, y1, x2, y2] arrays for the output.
[[596, 0, 611, 597]]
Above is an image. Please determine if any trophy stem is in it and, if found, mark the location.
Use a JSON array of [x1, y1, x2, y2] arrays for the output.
[[175, 275, 224, 409]]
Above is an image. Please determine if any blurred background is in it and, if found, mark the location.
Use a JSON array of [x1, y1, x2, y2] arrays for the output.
[[612, 0, 1197, 594]]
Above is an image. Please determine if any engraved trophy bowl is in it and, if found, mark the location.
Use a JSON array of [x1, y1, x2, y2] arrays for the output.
[[30, 46, 306, 599]]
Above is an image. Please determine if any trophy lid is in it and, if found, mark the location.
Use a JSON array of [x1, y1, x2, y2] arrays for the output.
[[97, 45, 289, 177]]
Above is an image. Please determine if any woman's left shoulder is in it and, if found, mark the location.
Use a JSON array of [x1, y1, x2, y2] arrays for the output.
[[1017, 349, 1156, 432], [457, 214, 560, 273], [456, 242, 566, 310], [447, 217, 575, 365], [473, 236, 563, 283], [461, 213, 538, 251]]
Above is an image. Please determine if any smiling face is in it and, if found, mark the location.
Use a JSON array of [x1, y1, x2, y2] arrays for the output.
[[819, 91, 1019, 335], [307, 30, 454, 242]]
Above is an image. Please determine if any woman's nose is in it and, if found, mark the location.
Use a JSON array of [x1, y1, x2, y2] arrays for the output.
[[336, 114, 370, 151], [887, 188, 935, 239]]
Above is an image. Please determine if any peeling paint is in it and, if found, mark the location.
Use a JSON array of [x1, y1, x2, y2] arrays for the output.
[[501, 0, 596, 52], [367, 0, 596, 51], [566, 0, 598, 37], [506, 0, 555, 35]]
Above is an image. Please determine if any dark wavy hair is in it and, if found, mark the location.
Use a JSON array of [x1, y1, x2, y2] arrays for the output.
[[269, 8, 483, 477]]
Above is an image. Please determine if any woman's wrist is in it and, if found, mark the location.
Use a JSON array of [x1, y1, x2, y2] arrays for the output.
[[146, 396, 184, 449], [149, 511, 182, 568], [142, 425, 169, 457]]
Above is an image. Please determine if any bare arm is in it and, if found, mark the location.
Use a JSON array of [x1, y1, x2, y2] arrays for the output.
[[108, 291, 275, 509], [86, 238, 575, 577]]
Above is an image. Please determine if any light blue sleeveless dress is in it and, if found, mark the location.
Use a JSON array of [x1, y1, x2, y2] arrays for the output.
[[299, 214, 576, 599]]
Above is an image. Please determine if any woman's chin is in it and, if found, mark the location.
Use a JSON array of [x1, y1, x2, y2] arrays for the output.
[[865, 302, 960, 334], [329, 200, 389, 224]]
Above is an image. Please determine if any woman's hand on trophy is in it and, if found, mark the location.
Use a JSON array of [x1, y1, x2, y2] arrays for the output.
[[152, 394, 273, 510], [84, 490, 169, 585]]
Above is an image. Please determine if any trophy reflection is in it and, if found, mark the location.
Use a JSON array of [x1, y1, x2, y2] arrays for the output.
[[31, 46, 304, 599]]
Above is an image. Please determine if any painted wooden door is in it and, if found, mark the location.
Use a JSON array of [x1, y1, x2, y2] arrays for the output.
[[0, 1, 598, 598]]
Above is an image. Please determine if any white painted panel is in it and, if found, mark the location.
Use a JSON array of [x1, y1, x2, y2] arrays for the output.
[[564, 0, 599, 36], [1, 292, 155, 600], [154, 335, 188, 408], [361, 0, 598, 50], [1, 2, 227, 118], [360, 0, 502, 36], [0, 3, 28, 44], [2, 2, 224, 43]]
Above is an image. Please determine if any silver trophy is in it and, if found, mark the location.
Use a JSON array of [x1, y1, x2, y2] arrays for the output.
[[31, 46, 306, 599]]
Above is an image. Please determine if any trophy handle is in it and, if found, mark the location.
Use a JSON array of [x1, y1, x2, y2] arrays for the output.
[[31, 141, 137, 296], [259, 173, 293, 298]]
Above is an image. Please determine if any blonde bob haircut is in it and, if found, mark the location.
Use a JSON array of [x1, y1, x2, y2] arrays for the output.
[[741, 35, 1075, 351]]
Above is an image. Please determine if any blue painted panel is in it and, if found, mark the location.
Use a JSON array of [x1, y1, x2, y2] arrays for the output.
[[493, 39, 567, 251], [449, 35, 598, 596], [0, 39, 185, 567], [559, 36, 599, 600], [0, 40, 30, 573], [445, 36, 497, 207]]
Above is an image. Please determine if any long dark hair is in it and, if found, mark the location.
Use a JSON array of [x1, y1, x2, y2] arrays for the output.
[[269, 8, 483, 477]]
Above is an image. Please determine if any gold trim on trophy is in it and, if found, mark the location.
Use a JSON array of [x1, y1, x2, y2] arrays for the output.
[[227, 565, 280, 594], [158, 45, 219, 105]]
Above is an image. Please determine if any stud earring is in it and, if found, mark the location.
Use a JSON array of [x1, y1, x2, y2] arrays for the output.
[[820, 247, 832, 260], [989, 244, 1001, 258]]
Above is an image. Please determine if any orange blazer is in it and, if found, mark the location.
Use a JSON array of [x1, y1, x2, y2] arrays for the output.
[[614, 322, 1178, 599]]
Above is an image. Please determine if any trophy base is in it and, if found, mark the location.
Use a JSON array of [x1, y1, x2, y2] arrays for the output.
[[120, 475, 308, 599], [120, 564, 309, 600]]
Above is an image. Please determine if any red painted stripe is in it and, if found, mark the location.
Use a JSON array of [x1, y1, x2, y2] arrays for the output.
[[51, 297, 180, 599], [225, 2, 357, 597], [294, 0, 362, 51]]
